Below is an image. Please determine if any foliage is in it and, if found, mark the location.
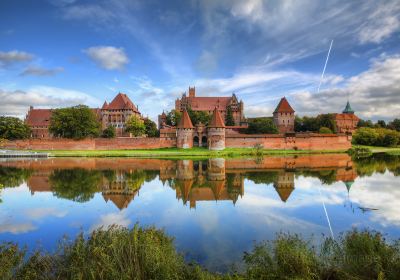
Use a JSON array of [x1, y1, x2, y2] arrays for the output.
[[125, 115, 146, 137], [225, 106, 235, 126], [353, 127, 400, 147], [49, 105, 101, 139], [388, 119, 400, 131], [319, 127, 333, 134], [243, 118, 278, 134], [357, 119, 374, 128], [295, 114, 337, 133], [245, 171, 279, 185], [348, 146, 373, 158], [50, 169, 102, 202], [102, 125, 116, 138], [166, 110, 182, 126], [0, 167, 32, 188], [144, 118, 159, 137], [187, 107, 211, 125], [0, 116, 31, 140], [376, 120, 387, 128], [297, 169, 338, 185], [1, 226, 400, 280], [0, 138, 6, 147]]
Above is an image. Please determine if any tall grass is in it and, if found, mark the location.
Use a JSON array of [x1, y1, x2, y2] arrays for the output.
[[1, 226, 399, 280]]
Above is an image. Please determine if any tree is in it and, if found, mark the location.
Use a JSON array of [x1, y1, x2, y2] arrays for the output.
[[166, 110, 182, 126], [319, 127, 333, 134], [102, 125, 116, 138], [244, 118, 278, 134], [388, 119, 400, 131], [352, 127, 379, 146], [49, 105, 101, 139], [357, 119, 374, 128], [376, 120, 387, 128], [316, 114, 337, 133], [0, 116, 31, 140], [225, 106, 235, 126], [144, 118, 159, 137], [125, 115, 146, 137], [187, 107, 210, 125]]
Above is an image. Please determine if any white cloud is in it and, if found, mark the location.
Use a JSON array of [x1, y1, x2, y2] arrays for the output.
[[20, 66, 64, 76], [0, 50, 34, 67], [0, 86, 102, 117], [90, 210, 131, 232], [25, 207, 68, 219], [0, 223, 37, 234], [84, 46, 129, 70]]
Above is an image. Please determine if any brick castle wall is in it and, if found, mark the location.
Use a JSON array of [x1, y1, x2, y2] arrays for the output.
[[2, 133, 351, 151]]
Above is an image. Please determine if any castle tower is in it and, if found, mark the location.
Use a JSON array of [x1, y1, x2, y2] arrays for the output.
[[273, 171, 295, 202], [334, 101, 359, 134], [176, 110, 194, 149], [273, 97, 295, 133], [189, 86, 195, 98], [207, 108, 226, 150]]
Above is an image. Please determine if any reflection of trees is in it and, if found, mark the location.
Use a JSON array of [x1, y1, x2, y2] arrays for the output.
[[50, 169, 102, 202], [124, 170, 147, 191], [353, 154, 400, 177], [296, 170, 338, 185], [244, 172, 279, 185], [0, 167, 32, 188]]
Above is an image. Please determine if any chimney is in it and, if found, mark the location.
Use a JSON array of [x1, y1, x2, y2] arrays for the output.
[[189, 86, 195, 98]]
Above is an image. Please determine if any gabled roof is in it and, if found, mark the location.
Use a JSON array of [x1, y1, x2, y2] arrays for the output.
[[106, 93, 139, 112], [25, 109, 52, 126], [101, 101, 108, 109], [177, 110, 194, 129], [342, 101, 354, 114], [184, 97, 232, 111], [274, 97, 295, 113], [208, 108, 225, 128]]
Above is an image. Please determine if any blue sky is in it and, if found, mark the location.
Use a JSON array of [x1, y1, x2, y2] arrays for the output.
[[1, 0, 400, 121]]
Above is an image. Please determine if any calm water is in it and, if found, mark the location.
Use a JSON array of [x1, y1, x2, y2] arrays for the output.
[[0, 154, 399, 272]]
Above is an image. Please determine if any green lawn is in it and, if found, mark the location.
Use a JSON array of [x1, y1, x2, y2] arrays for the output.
[[353, 145, 400, 155], [28, 147, 349, 158]]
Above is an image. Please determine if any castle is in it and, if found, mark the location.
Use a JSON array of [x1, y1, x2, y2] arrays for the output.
[[26, 93, 142, 138], [22, 86, 359, 151]]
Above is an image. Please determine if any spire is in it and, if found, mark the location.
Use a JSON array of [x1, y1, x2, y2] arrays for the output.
[[177, 110, 194, 129], [274, 97, 295, 113], [208, 107, 225, 128], [342, 101, 354, 114]]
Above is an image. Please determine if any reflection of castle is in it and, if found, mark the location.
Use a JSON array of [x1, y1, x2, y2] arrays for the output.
[[3, 155, 360, 209]]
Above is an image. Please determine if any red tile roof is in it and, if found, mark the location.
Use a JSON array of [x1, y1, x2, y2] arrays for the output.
[[208, 108, 225, 128], [186, 97, 231, 111], [334, 113, 359, 121], [177, 110, 194, 129], [25, 109, 52, 126], [106, 93, 139, 112], [274, 97, 295, 113]]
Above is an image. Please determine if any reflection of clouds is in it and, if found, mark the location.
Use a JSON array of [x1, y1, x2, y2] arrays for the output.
[[25, 207, 68, 219], [0, 223, 37, 234], [349, 172, 400, 227], [90, 210, 131, 232]]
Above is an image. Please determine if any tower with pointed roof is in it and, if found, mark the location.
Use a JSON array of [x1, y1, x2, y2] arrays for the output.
[[207, 108, 226, 150], [334, 100, 359, 134], [100, 92, 142, 137], [176, 110, 194, 148], [273, 97, 295, 133]]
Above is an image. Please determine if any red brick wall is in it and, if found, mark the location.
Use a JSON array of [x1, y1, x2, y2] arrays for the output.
[[2, 138, 176, 150], [225, 133, 351, 150]]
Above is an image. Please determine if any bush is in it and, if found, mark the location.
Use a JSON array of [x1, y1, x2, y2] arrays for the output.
[[102, 125, 116, 138], [353, 127, 400, 147], [319, 127, 333, 134], [353, 127, 379, 146], [0, 116, 31, 140], [244, 118, 278, 134]]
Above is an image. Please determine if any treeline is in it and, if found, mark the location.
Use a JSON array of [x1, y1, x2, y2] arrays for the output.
[[1, 226, 399, 279], [353, 127, 400, 147], [295, 114, 337, 133], [0, 105, 159, 140]]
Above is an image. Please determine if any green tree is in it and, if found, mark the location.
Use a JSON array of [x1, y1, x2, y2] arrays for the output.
[[50, 169, 101, 202], [187, 107, 210, 125], [49, 105, 101, 139], [388, 119, 400, 131], [225, 106, 235, 126], [0, 116, 31, 140], [144, 118, 159, 137], [376, 120, 387, 128], [102, 125, 116, 138], [316, 114, 337, 133], [352, 127, 379, 146], [125, 115, 146, 137], [357, 119, 374, 128], [166, 110, 182, 126], [244, 118, 279, 134], [319, 127, 333, 134]]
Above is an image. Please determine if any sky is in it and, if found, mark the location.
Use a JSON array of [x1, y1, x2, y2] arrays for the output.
[[0, 0, 400, 122]]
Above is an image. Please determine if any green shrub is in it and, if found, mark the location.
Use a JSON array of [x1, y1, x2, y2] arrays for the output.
[[319, 127, 333, 134], [353, 127, 400, 147], [102, 125, 116, 138], [353, 127, 379, 145]]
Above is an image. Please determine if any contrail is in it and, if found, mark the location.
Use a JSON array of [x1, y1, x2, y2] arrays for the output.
[[317, 40, 333, 93]]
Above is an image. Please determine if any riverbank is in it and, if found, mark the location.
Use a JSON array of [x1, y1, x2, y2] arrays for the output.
[[28, 147, 347, 158], [1, 225, 399, 279]]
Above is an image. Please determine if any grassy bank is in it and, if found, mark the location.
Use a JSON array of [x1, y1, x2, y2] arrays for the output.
[[30, 147, 347, 158], [354, 145, 400, 155], [1, 225, 399, 280]]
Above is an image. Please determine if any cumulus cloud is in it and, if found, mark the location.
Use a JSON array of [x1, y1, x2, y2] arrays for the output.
[[90, 210, 131, 232], [0, 86, 102, 117], [84, 46, 130, 70], [292, 55, 400, 120], [25, 207, 68, 219], [0, 223, 37, 234], [0, 50, 34, 67], [20, 66, 64, 76]]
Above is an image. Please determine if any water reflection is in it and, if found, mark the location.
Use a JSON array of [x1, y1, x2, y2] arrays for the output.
[[0, 155, 363, 209], [1, 154, 399, 271]]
